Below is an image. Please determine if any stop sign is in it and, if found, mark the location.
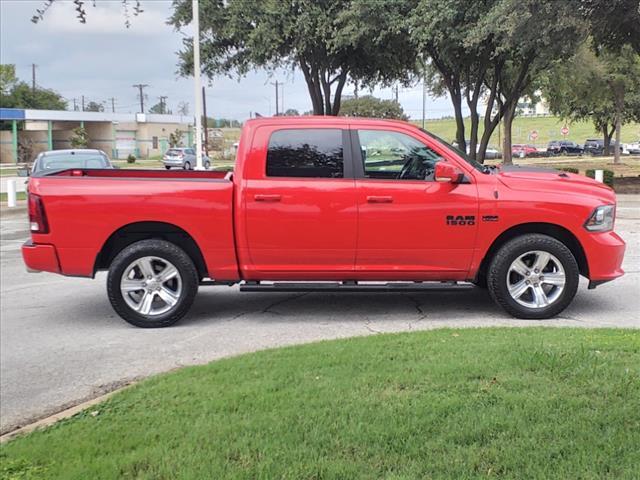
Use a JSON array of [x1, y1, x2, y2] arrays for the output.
[[561, 126, 569, 136], [530, 130, 538, 140]]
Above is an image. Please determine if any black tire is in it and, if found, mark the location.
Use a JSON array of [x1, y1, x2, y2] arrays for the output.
[[107, 239, 199, 328], [204, 160, 211, 169], [165, 166, 171, 170], [184, 161, 191, 170], [487, 234, 579, 319]]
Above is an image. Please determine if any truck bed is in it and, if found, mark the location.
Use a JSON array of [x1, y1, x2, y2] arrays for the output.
[[28, 168, 239, 280]]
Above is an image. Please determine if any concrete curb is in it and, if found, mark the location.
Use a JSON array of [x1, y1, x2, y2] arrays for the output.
[[0, 382, 136, 444]]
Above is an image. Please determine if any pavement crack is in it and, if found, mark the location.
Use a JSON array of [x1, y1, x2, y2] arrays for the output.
[[406, 294, 428, 321], [261, 292, 308, 315]]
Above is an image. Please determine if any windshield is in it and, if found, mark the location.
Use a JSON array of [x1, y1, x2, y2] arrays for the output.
[[36, 153, 110, 172], [420, 128, 487, 173]]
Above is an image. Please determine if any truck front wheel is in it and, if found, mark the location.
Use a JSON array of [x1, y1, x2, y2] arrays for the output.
[[487, 234, 579, 319], [107, 239, 199, 327]]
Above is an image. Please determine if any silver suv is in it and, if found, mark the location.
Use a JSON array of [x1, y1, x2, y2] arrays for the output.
[[162, 148, 211, 170]]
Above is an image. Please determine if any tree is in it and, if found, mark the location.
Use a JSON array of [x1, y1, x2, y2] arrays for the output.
[[31, 0, 144, 28], [0, 64, 17, 95], [149, 102, 170, 115], [1, 81, 67, 110], [176, 101, 189, 116], [69, 126, 89, 148], [578, 0, 640, 54], [169, 0, 417, 116], [169, 129, 184, 148], [84, 101, 104, 112], [283, 108, 300, 116], [339, 95, 409, 120], [411, 0, 585, 164], [543, 42, 640, 161]]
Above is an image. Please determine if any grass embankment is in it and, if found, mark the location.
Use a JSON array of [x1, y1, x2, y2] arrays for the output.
[[0, 191, 26, 203], [419, 116, 640, 147], [1, 328, 638, 479]]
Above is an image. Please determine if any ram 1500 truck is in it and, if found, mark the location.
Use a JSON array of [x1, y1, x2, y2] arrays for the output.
[[22, 117, 625, 327]]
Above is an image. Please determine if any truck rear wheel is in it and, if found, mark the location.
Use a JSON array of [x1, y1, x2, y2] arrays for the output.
[[107, 239, 199, 328], [487, 234, 579, 319]]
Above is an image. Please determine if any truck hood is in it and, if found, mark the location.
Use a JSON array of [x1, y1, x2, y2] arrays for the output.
[[496, 165, 615, 204]]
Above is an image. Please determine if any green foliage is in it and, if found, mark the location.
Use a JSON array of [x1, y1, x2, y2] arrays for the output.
[[69, 127, 89, 148], [1, 329, 638, 478], [586, 168, 615, 187], [339, 95, 409, 120], [126, 154, 136, 164], [283, 108, 300, 116], [579, 0, 640, 53], [84, 101, 104, 112], [0, 64, 17, 95], [559, 167, 580, 174], [0, 81, 66, 111], [168, 129, 184, 148], [169, 0, 417, 115]]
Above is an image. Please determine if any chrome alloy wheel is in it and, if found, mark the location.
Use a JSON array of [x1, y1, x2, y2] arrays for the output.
[[120, 256, 182, 316], [506, 250, 566, 309]]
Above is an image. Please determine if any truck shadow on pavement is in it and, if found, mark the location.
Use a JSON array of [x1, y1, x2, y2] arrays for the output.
[[182, 286, 503, 326]]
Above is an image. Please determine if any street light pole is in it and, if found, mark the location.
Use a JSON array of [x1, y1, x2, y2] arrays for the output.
[[192, 0, 204, 170]]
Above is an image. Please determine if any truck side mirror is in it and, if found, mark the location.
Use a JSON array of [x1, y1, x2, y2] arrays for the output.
[[435, 162, 464, 183], [17, 167, 30, 177]]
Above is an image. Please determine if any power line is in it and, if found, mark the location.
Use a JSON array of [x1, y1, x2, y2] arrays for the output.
[[132, 84, 149, 113]]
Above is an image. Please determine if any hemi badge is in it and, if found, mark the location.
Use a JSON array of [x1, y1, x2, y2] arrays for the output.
[[482, 215, 499, 222]]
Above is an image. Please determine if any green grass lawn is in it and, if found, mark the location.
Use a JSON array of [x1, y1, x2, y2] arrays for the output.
[[2, 328, 638, 479], [0, 191, 26, 203], [419, 116, 640, 147]]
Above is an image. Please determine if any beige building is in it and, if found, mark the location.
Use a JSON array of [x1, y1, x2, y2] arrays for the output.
[[0, 108, 193, 164]]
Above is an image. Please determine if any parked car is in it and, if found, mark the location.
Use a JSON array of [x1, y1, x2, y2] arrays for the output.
[[584, 139, 623, 156], [163, 147, 211, 170], [28, 149, 113, 175], [512, 144, 539, 158], [460, 140, 501, 159], [23, 117, 625, 327], [623, 141, 640, 155], [547, 140, 583, 156]]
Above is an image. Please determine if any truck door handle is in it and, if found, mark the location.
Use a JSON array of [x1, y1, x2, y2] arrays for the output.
[[254, 194, 281, 202], [367, 195, 393, 203]]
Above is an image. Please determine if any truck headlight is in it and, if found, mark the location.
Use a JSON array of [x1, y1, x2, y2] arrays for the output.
[[584, 205, 615, 232]]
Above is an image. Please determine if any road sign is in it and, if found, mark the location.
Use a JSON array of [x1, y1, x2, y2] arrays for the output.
[[561, 126, 569, 136], [530, 130, 538, 140]]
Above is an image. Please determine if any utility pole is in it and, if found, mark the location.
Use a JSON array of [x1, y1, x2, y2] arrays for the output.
[[281, 83, 285, 114], [132, 84, 149, 113], [422, 76, 426, 129], [73, 98, 78, 111], [394, 85, 399, 103], [109, 97, 116, 113], [81, 95, 85, 111], [192, 0, 204, 170], [201, 86, 209, 157], [31, 64, 37, 92], [354, 83, 358, 100], [158, 95, 168, 114], [271, 80, 280, 115]]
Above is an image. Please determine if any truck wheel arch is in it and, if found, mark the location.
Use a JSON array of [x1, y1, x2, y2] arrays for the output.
[[94, 221, 207, 279], [476, 222, 589, 285]]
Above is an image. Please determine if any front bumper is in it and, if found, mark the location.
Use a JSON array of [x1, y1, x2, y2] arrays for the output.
[[583, 231, 625, 287], [22, 240, 60, 274]]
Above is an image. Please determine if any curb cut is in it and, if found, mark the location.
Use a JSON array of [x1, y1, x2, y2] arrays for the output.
[[0, 382, 135, 444]]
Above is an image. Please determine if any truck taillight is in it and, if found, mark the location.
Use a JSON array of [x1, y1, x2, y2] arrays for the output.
[[28, 193, 49, 234]]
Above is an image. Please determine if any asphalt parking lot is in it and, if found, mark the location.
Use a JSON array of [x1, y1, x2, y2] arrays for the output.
[[1, 196, 639, 434]]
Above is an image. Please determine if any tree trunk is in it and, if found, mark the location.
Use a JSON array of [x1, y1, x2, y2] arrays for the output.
[[451, 89, 465, 153], [331, 72, 348, 116], [501, 101, 517, 165], [602, 124, 610, 155], [298, 59, 324, 115], [614, 109, 622, 164]]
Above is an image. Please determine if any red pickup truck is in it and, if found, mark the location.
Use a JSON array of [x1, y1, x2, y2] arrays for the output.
[[22, 117, 625, 327]]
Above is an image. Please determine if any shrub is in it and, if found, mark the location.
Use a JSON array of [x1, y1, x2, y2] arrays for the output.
[[585, 169, 614, 187], [126, 154, 136, 164], [559, 167, 579, 174]]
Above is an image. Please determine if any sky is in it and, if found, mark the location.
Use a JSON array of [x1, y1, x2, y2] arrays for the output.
[[0, 0, 465, 121]]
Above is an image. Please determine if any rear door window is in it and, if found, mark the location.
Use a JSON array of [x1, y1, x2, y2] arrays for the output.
[[266, 129, 344, 178]]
